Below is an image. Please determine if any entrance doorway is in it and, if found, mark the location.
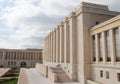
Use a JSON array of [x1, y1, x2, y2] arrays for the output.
[[20, 62, 26, 67]]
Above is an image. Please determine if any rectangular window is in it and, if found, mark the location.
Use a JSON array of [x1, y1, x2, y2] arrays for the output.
[[99, 33, 103, 61], [117, 73, 120, 82], [114, 28, 119, 34], [100, 70, 103, 78], [8, 61, 10, 65], [106, 71, 109, 79], [92, 36, 96, 62]]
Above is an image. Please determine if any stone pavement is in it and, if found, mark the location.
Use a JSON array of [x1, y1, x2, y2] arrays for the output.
[[26, 68, 52, 84], [0, 68, 10, 77], [18, 68, 80, 84], [25, 68, 80, 84]]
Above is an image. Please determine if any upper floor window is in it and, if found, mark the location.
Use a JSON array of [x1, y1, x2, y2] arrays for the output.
[[114, 28, 119, 35], [106, 30, 109, 37], [96, 21, 99, 25]]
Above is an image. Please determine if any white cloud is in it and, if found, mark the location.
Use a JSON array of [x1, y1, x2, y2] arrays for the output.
[[0, 0, 120, 49]]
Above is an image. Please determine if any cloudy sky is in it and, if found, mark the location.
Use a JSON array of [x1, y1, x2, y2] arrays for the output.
[[0, 0, 120, 49]]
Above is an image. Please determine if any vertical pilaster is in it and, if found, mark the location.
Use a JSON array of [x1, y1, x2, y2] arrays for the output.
[[69, 15, 77, 81], [53, 30, 56, 63], [64, 19, 70, 63], [56, 27, 60, 63], [110, 29, 116, 65], [95, 34, 99, 64], [60, 24, 64, 63], [51, 32, 53, 62], [102, 32, 107, 64], [50, 33, 52, 62], [58, 27, 60, 63], [54, 29, 56, 63]]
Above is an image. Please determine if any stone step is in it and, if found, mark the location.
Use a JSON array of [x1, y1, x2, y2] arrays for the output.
[[51, 67, 71, 83], [57, 73, 71, 82]]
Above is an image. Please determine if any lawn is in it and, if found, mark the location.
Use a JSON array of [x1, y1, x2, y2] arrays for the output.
[[1, 79, 18, 84]]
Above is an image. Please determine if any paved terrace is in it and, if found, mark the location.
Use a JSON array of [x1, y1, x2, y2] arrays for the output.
[[19, 68, 79, 84], [0, 68, 10, 77]]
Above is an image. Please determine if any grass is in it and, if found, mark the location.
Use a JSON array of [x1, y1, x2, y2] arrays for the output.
[[0, 68, 20, 84], [0, 79, 18, 84]]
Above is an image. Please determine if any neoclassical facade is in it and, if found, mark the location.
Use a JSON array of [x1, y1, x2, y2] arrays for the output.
[[0, 49, 43, 68], [36, 2, 120, 84]]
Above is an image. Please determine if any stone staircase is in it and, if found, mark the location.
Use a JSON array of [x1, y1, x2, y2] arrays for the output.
[[51, 66, 71, 83]]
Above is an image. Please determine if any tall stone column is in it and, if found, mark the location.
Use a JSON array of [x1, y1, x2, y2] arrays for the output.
[[50, 32, 52, 62], [53, 30, 56, 63], [44, 37, 46, 62], [64, 19, 70, 63], [56, 26, 60, 63], [58, 27, 60, 63], [48, 35, 51, 62], [45, 37, 48, 61], [54, 29, 56, 63], [51, 32, 53, 62], [46, 36, 49, 62], [60, 23, 64, 63], [95, 34, 99, 64], [110, 29, 116, 65], [102, 32, 107, 64], [51, 33, 53, 63], [69, 15, 77, 81]]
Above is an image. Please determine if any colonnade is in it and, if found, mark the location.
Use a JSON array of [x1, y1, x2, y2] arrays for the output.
[[92, 27, 120, 64], [44, 15, 77, 64]]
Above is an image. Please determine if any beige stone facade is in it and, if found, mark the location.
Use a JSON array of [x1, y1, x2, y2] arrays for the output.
[[40, 2, 120, 84], [0, 49, 43, 68]]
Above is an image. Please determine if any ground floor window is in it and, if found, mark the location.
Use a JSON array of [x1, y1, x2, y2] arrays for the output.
[[117, 73, 120, 82], [100, 70, 103, 78]]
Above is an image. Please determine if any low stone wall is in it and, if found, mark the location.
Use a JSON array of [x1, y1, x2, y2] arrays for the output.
[[48, 67, 57, 83], [35, 63, 48, 77], [87, 80, 101, 84], [0, 68, 10, 77], [18, 68, 29, 84]]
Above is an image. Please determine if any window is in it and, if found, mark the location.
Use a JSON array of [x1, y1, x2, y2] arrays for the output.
[[11, 61, 13, 65], [92, 36, 96, 62], [96, 21, 99, 25], [106, 71, 109, 79], [8, 61, 10, 65], [117, 73, 120, 82], [99, 33, 103, 61], [114, 28, 119, 34], [14, 61, 16, 65], [100, 70, 103, 78]]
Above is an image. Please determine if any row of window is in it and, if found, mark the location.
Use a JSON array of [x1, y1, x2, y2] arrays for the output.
[[100, 70, 120, 82], [5, 55, 41, 60], [8, 61, 16, 66], [7, 61, 34, 66], [92, 27, 120, 62], [6, 52, 42, 57]]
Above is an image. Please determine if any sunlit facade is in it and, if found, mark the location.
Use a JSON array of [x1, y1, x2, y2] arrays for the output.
[[0, 49, 43, 68], [36, 2, 120, 84]]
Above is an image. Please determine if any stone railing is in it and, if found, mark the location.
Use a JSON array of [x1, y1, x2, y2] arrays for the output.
[[87, 80, 101, 84], [48, 67, 57, 83], [35, 63, 48, 77]]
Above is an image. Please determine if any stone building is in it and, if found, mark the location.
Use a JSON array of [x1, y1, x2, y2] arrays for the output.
[[35, 2, 120, 84], [0, 49, 43, 68]]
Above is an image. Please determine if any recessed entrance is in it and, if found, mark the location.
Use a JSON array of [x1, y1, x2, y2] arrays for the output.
[[20, 62, 26, 67]]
